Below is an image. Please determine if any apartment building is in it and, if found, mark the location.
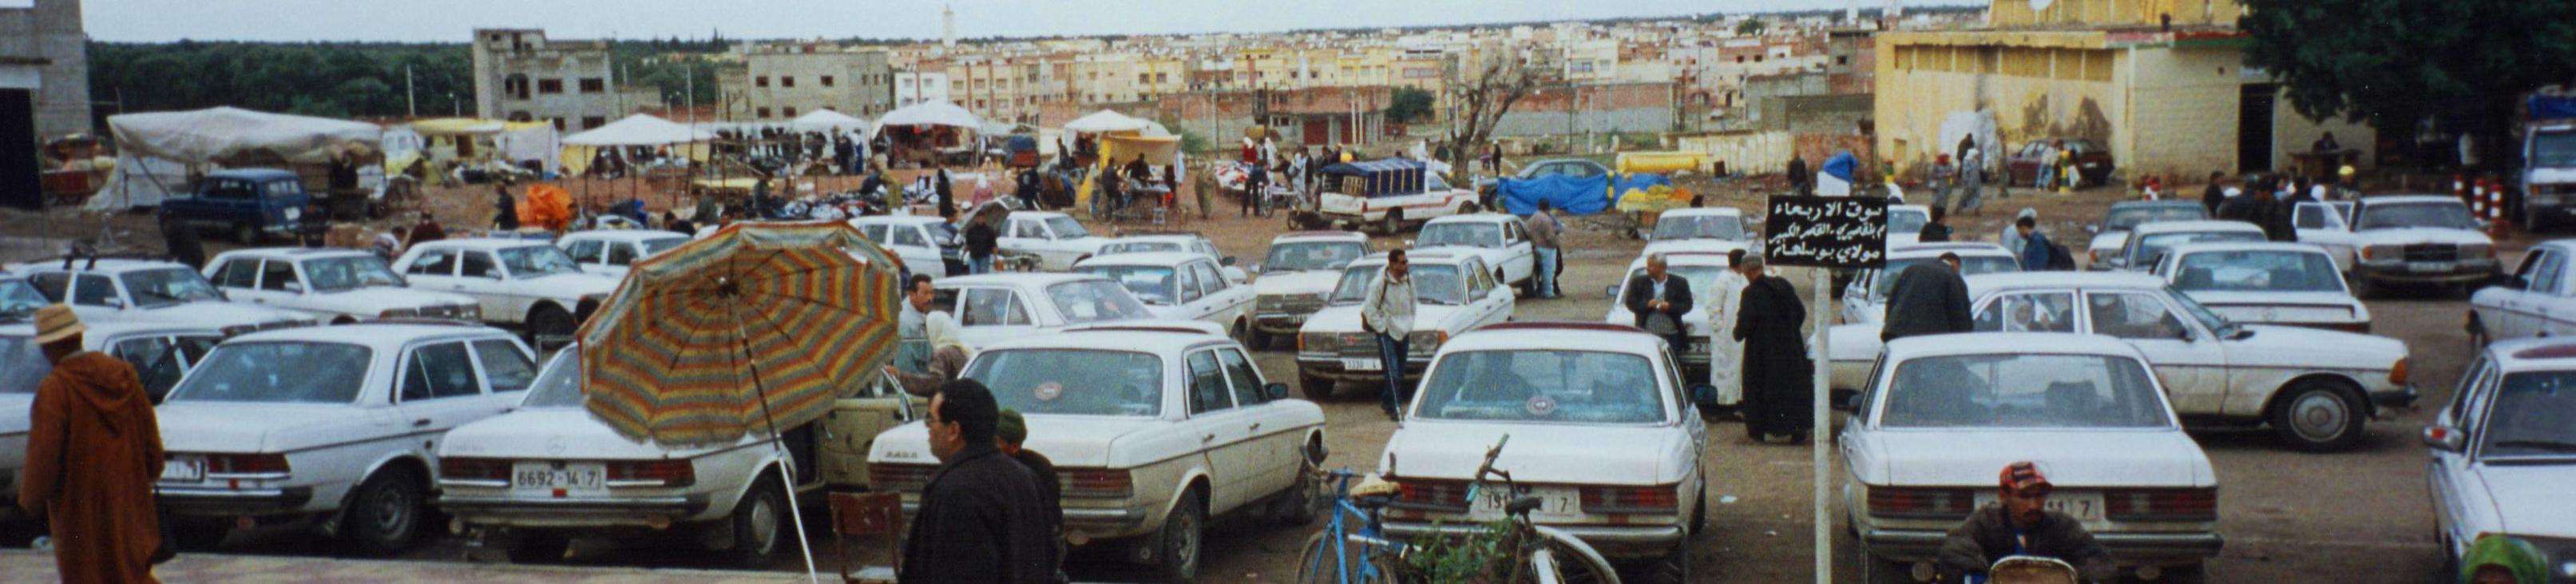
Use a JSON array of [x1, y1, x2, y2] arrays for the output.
[[731, 44, 894, 121], [470, 28, 661, 131]]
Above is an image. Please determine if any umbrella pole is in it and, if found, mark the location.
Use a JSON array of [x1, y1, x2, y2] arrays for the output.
[[738, 336, 823, 584]]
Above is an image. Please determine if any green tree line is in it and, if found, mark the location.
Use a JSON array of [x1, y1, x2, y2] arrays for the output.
[[88, 38, 731, 121]]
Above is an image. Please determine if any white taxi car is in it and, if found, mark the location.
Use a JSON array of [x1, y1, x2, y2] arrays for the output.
[[998, 210, 1113, 271], [1094, 232, 1247, 283], [435, 348, 916, 565], [2152, 242, 2371, 332], [1316, 158, 1478, 233], [849, 214, 965, 280], [1826, 272, 2416, 451], [1884, 205, 1932, 249], [1413, 213, 1537, 295], [868, 328, 1327, 582], [1841, 333, 2221, 582], [1294, 252, 1516, 399], [1645, 207, 1754, 247], [1248, 231, 1372, 350], [2083, 200, 2209, 269], [1076, 252, 1255, 339], [1601, 251, 1734, 381], [2095, 220, 2266, 272], [2424, 338, 2576, 576], [556, 230, 691, 279], [2, 318, 224, 517], [1377, 322, 1714, 579], [203, 248, 482, 324], [153, 323, 536, 554], [2344, 195, 2501, 296], [1838, 242, 2020, 325], [2471, 239, 2576, 345], [929, 272, 1223, 349], [15, 257, 317, 336], [391, 238, 620, 347]]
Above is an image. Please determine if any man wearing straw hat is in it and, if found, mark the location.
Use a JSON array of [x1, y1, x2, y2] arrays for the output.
[[17, 304, 168, 583]]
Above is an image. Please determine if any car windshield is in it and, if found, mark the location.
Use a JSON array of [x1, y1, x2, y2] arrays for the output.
[[2480, 371, 2576, 459], [2532, 130, 2576, 169], [0, 280, 46, 318], [1044, 280, 1153, 324], [1888, 210, 1928, 235], [2172, 250, 2344, 292], [498, 245, 580, 277], [303, 256, 406, 292], [927, 222, 960, 246], [2103, 205, 2209, 232], [1869, 256, 2019, 299], [165, 341, 373, 403], [2130, 230, 2263, 264], [2356, 201, 2481, 230], [1044, 217, 1092, 239], [1621, 266, 1729, 308], [968, 348, 1162, 416], [1263, 241, 1368, 272], [519, 348, 583, 407], [639, 236, 690, 256], [1078, 265, 1181, 305], [1416, 350, 1666, 423], [1327, 264, 1465, 305], [1101, 242, 1183, 256], [1651, 215, 1745, 241], [1417, 223, 1502, 248], [0, 336, 48, 395], [1879, 353, 2171, 428], [120, 268, 226, 308]]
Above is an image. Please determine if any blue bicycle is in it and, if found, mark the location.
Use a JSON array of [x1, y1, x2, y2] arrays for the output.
[[1297, 467, 1412, 584]]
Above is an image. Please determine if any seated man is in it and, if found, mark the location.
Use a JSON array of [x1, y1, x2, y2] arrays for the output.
[[1936, 462, 2117, 583]]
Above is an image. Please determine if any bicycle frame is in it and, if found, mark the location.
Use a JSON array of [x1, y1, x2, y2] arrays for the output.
[[1306, 468, 1409, 584]]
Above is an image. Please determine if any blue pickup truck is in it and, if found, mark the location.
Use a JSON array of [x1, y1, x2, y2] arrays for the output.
[[158, 169, 311, 243]]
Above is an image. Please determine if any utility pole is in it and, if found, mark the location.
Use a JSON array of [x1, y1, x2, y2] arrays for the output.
[[405, 65, 418, 118], [684, 67, 696, 123]]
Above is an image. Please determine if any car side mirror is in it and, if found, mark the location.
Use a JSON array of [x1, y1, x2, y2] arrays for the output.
[[1603, 284, 1620, 300], [1221, 256, 1238, 267], [2423, 424, 2465, 452], [1248, 264, 1262, 273], [2085, 224, 2101, 234], [1264, 382, 1290, 401], [2493, 273, 2527, 290], [1689, 384, 1719, 407], [283, 281, 304, 293], [1832, 389, 1864, 413]]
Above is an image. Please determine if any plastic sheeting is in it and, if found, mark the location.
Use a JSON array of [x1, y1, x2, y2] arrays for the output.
[[1497, 174, 1611, 216], [1615, 151, 1710, 174], [105, 106, 382, 166], [1613, 173, 1691, 213], [562, 114, 717, 146]]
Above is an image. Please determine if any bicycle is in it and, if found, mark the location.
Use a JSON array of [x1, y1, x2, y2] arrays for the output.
[[1463, 435, 1623, 584], [1296, 467, 1412, 584]]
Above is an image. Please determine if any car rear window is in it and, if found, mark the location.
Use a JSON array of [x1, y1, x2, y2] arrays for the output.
[[969, 349, 1163, 417]]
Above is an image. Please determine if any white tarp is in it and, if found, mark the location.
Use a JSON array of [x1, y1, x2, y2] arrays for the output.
[[561, 113, 718, 146], [873, 101, 983, 135], [1062, 109, 1150, 133], [106, 106, 382, 165], [85, 155, 192, 210], [495, 124, 562, 173], [788, 109, 871, 132]]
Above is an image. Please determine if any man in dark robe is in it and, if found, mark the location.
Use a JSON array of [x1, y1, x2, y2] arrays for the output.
[[1881, 252, 1974, 342], [19, 305, 167, 584], [1734, 253, 1812, 443]]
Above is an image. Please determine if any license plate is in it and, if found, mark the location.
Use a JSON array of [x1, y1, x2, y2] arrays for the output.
[[512, 463, 605, 492], [1976, 491, 2105, 522], [1468, 486, 1579, 521], [2407, 261, 2451, 273], [1342, 357, 1382, 371], [161, 455, 204, 482]]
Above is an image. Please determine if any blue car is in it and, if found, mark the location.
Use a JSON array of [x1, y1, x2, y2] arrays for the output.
[[159, 168, 311, 243]]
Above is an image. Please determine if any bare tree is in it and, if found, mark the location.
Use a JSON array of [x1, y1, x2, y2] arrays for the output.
[[1441, 54, 1551, 181]]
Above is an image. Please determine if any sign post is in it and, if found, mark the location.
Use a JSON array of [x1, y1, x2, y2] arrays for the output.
[[1760, 195, 1888, 583]]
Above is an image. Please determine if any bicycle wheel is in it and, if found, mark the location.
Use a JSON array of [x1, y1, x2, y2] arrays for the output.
[[1298, 529, 1385, 584], [1528, 526, 1623, 584]]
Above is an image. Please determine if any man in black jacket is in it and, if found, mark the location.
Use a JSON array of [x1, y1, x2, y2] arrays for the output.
[[2199, 171, 2228, 215], [1917, 205, 1955, 243], [1621, 253, 1694, 364], [900, 380, 1059, 584], [1936, 462, 2117, 582], [1881, 252, 1974, 342], [964, 217, 1000, 274]]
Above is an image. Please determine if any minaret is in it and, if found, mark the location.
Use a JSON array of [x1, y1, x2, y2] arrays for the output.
[[941, 5, 957, 48]]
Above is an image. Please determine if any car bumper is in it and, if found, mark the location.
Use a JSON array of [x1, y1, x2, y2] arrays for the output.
[[1297, 354, 1430, 382], [904, 501, 1155, 541], [1382, 520, 1685, 558], [1862, 526, 2221, 566], [2371, 385, 2422, 415], [2354, 260, 2499, 284], [439, 493, 715, 527], [1254, 312, 1315, 334], [157, 485, 316, 517]]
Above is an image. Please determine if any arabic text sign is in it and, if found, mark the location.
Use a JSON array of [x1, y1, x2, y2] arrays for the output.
[[1762, 196, 1888, 269]]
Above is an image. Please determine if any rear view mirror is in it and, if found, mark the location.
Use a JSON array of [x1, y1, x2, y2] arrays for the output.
[[2423, 425, 2465, 452], [1221, 256, 1238, 267], [1832, 390, 1864, 413], [1689, 384, 1719, 407], [1264, 382, 1290, 401], [1603, 284, 1620, 300]]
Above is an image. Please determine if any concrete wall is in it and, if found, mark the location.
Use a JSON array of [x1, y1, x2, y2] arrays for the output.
[[1874, 42, 2126, 173], [1491, 107, 1672, 137], [0, 0, 90, 141], [2118, 45, 2241, 179], [739, 50, 894, 121], [1677, 130, 1793, 174], [471, 30, 650, 130]]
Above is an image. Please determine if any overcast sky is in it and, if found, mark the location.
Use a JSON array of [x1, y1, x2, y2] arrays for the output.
[[85, 0, 1936, 43]]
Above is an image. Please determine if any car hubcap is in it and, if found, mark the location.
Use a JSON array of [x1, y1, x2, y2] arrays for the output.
[[1173, 511, 1199, 574], [374, 487, 410, 534], [748, 497, 779, 554], [2291, 391, 2350, 443]]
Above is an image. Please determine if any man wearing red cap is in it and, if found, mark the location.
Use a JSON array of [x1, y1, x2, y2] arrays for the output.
[[1936, 461, 2115, 582]]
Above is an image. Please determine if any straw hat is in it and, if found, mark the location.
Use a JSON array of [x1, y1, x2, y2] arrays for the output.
[[33, 304, 83, 345]]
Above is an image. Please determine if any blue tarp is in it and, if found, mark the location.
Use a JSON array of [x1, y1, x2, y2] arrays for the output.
[[2533, 95, 2576, 121], [1822, 152, 1857, 181], [1615, 173, 1672, 197], [1499, 174, 1613, 215]]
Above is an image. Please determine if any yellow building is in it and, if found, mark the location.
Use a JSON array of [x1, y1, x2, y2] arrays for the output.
[[1874, 0, 2372, 181]]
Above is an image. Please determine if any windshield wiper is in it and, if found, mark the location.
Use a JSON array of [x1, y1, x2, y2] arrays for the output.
[[2491, 439, 2576, 453]]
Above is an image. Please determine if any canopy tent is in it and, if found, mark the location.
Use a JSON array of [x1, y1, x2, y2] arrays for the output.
[[1075, 133, 1182, 207], [410, 117, 508, 136], [787, 109, 871, 132], [89, 106, 385, 210], [871, 101, 984, 136], [564, 113, 719, 146], [1062, 109, 1151, 133]]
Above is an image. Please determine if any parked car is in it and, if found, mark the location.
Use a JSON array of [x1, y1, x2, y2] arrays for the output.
[[2292, 201, 2362, 272], [1600, 250, 1734, 383], [1075, 252, 1256, 339], [929, 272, 1223, 349], [2471, 239, 2576, 345], [2005, 138, 2116, 187], [1838, 243, 2020, 325], [2, 319, 224, 522], [435, 347, 915, 565], [1096, 232, 1248, 283], [203, 248, 482, 324], [1412, 214, 1538, 295], [14, 257, 318, 336], [390, 238, 619, 347], [153, 323, 537, 554], [1825, 272, 2417, 451], [1248, 231, 1372, 350], [2084, 201, 2209, 268], [997, 210, 1113, 271], [2344, 195, 2501, 296], [1840, 333, 2220, 581], [157, 168, 311, 243], [848, 215, 966, 279], [1646, 207, 1754, 246], [2423, 338, 2576, 573], [1318, 158, 1480, 233], [1883, 205, 1933, 250], [556, 230, 691, 279], [2096, 220, 2266, 272], [1376, 322, 1713, 578], [867, 328, 1327, 582], [1295, 252, 1515, 398], [2153, 242, 2371, 332]]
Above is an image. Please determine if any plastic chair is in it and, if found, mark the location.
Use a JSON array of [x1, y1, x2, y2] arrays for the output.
[[829, 491, 905, 583]]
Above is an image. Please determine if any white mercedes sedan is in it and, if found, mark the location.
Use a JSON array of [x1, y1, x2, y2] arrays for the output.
[[2151, 241, 2371, 332], [2424, 338, 2576, 575]]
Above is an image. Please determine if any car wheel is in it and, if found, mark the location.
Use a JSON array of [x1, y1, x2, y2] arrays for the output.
[[1652, 537, 1693, 584], [1153, 489, 1206, 582], [1379, 209, 1404, 234], [526, 305, 576, 350], [234, 223, 260, 244], [164, 516, 232, 551], [2348, 273, 2378, 300], [726, 473, 789, 567], [1299, 371, 1337, 400], [1270, 447, 1322, 526], [343, 467, 427, 556], [2468, 317, 2491, 349], [504, 533, 572, 563], [2271, 379, 2367, 452], [1690, 481, 1708, 538], [1231, 318, 1250, 344]]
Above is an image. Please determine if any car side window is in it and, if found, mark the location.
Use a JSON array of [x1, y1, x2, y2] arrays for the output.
[[960, 288, 1031, 327], [471, 340, 537, 391], [1185, 350, 1234, 415], [564, 240, 604, 264], [72, 275, 117, 307], [858, 224, 890, 243], [605, 243, 638, 266], [459, 252, 498, 279], [409, 249, 457, 276], [259, 259, 299, 292], [1191, 262, 1227, 296], [1219, 348, 1265, 405], [1173, 266, 1204, 303], [206, 179, 252, 200], [893, 227, 928, 248], [1973, 292, 2077, 333], [213, 258, 259, 288], [27, 272, 67, 300], [402, 342, 484, 401], [113, 336, 188, 401], [174, 335, 220, 364], [1012, 220, 1046, 239], [2531, 252, 2567, 296], [2447, 356, 2491, 420], [2087, 292, 2189, 340]]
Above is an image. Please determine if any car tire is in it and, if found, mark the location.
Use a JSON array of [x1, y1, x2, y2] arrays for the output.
[[343, 467, 427, 556], [1379, 209, 1404, 235], [1231, 318, 1250, 344], [726, 472, 789, 567], [2348, 273, 2379, 300], [526, 305, 576, 350], [1270, 447, 1322, 526], [2468, 317, 2491, 349], [1152, 489, 1206, 582], [164, 516, 232, 551], [1298, 371, 1336, 400], [2271, 379, 2368, 452], [1653, 537, 1693, 584], [234, 223, 260, 244], [504, 533, 572, 563], [1690, 481, 1709, 538]]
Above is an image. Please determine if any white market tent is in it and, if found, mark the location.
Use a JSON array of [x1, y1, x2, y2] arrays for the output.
[[1061, 109, 1151, 133], [563, 113, 719, 146], [870, 100, 983, 137], [787, 109, 871, 132], [89, 106, 385, 210]]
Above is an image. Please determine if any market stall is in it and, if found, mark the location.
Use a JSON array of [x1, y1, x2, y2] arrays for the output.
[[89, 106, 384, 211], [872, 101, 983, 168], [561, 113, 719, 209]]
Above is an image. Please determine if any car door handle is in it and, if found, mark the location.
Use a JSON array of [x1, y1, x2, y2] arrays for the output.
[[1202, 433, 1216, 443], [1249, 422, 1262, 432], [412, 418, 433, 427]]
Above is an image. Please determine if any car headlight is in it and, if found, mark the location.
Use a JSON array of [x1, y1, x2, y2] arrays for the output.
[[1302, 332, 1337, 352], [1405, 330, 1446, 356], [282, 207, 301, 221], [459, 304, 482, 320], [2462, 243, 2494, 259], [380, 308, 420, 318]]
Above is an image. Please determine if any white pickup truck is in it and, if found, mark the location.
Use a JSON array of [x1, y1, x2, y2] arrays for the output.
[[1316, 158, 1479, 234]]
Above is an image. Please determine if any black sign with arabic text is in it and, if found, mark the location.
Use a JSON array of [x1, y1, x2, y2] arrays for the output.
[[1762, 196, 1888, 268]]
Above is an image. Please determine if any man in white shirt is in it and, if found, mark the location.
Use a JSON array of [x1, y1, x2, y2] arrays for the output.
[[896, 274, 938, 373], [1360, 249, 1417, 420]]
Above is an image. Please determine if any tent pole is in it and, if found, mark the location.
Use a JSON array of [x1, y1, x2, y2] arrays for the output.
[[736, 332, 822, 584]]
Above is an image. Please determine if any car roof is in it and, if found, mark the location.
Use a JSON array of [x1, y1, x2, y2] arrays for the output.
[[1448, 321, 1667, 355], [1890, 205, 1930, 214], [1273, 230, 1368, 243], [1013, 210, 1073, 220], [1111, 233, 1207, 242], [561, 230, 689, 242], [206, 168, 299, 181], [1659, 207, 1743, 217], [1075, 251, 1208, 267], [2130, 220, 2263, 235], [220, 247, 369, 260], [2160, 241, 2334, 256], [1623, 252, 1734, 269], [0, 319, 222, 340], [849, 215, 947, 225], [2489, 337, 2576, 370], [414, 237, 557, 252], [226, 322, 509, 349], [1964, 271, 2165, 292], [1348, 252, 1473, 268], [1888, 242, 2013, 259], [2108, 200, 2204, 211], [2359, 194, 2461, 205], [981, 328, 1231, 355], [934, 272, 1102, 287], [14, 258, 193, 274], [1884, 332, 2147, 361], [1424, 213, 1519, 224]]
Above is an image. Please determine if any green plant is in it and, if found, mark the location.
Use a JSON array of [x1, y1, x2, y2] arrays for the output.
[[1395, 520, 1517, 583]]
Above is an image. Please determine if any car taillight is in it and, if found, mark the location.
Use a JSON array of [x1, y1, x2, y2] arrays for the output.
[[438, 457, 509, 481], [1866, 487, 1975, 519], [606, 459, 695, 487], [2106, 487, 2217, 522], [1581, 484, 1679, 514], [1390, 478, 1470, 511], [206, 453, 291, 476], [2390, 358, 2410, 385], [869, 463, 937, 494], [1061, 468, 1135, 499]]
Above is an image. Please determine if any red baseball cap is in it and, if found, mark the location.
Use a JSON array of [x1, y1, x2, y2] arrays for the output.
[[1999, 461, 2051, 495]]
